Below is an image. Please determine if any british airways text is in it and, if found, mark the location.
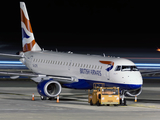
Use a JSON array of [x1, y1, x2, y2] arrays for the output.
[[80, 68, 101, 76]]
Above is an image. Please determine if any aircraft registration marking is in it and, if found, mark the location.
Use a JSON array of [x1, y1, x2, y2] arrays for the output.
[[33, 64, 38, 68]]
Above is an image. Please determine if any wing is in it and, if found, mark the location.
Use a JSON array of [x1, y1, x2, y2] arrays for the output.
[[140, 70, 160, 76], [0, 71, 78, 83], [0, 53, 22, 59], [0, 71, 38, 79]]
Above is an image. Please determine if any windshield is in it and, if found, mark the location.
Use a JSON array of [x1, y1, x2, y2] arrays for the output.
[[102, 89, 118, 95], [115, 66, 139, 71], [122, 66, 139, 71]]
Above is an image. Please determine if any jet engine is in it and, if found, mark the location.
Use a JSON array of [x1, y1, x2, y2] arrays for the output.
[[37, 80, 61, 98], [125, 87, 142, 97]]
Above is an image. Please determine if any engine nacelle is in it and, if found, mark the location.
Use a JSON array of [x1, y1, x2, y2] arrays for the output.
[[37, 80, 61, 97], [125, 87, 142, 97]]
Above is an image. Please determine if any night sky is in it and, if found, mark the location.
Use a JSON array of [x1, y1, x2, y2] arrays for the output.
[[0, 0, 160, 53]]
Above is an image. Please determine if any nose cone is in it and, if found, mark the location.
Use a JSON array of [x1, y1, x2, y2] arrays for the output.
[[127, 71, 143, 90], [113, 58, 143, 90], [132, 71, 143, 84]]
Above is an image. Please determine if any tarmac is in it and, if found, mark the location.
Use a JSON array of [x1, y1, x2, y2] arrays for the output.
[[0, 79, 160, 120]]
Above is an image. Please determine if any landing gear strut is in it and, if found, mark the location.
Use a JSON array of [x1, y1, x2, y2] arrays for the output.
[[120, 90, 127, 106]]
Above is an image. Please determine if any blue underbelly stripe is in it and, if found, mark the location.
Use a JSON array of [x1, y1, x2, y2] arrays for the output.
[[62, 79, 142, 90]]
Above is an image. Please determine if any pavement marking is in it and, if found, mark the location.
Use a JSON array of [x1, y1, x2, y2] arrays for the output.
[[129, 104, 160, 109]]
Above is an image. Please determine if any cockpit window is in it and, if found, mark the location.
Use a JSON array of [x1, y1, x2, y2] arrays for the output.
[[115, 66, 138, 71], [115, 66, 121, 71], [122, 66, 139, 71], [131, 66, 139, 71]]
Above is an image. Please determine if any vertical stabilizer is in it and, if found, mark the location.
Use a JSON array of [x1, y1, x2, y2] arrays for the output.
[[20, 2, 41, 52]]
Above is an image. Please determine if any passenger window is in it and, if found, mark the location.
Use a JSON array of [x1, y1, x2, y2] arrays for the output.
[[95, 65, 97, 69], [92, 65, 94, 69], [86, 64, 88, 68], [97, 66, 99, 69], [115, 66, 121, 71], [83, 64, 85, 68], [100, 66, 103, 69]]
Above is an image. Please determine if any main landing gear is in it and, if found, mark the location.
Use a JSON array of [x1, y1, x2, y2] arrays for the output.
[[40, 96, 55, 100]]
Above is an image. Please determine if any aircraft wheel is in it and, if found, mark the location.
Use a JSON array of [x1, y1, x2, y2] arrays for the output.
[[48, 97, 55, 100], [124, 99, 127, 106], [96, 101, 100, 106], [120, 99, 127, 106], [40, 96, 47, 100], [90, 100, 93, 105], [120, 99, 122, 105]]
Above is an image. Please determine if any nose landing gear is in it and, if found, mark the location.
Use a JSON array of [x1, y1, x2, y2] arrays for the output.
[[120, 90, 127, 106]]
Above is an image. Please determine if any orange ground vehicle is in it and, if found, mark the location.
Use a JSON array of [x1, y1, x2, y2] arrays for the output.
[[88, 83, 120, 106]]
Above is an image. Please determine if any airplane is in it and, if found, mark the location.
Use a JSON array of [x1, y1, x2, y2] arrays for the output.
[[0, 2, 143, 103]]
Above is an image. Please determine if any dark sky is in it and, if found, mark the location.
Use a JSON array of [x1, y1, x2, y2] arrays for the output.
[[0, 0, 160, 50]]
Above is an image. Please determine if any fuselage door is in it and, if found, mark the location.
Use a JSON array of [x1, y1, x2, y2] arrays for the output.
[[103, 64, 111, 80], [106, 64, 111, 80]]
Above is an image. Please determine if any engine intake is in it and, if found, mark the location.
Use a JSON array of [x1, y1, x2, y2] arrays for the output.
[[37, 80, 61, 97]]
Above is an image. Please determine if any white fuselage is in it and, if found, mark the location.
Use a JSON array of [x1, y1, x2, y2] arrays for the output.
[[23, 51, 143, 90]]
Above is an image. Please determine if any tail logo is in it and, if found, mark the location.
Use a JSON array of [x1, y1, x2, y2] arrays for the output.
[[20, 2, 41, 52], [22, 28, 30, 39], [99, 61, 114, 72]]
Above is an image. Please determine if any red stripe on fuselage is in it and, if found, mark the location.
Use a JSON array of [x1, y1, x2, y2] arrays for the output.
[[99, 61, 114, 66]]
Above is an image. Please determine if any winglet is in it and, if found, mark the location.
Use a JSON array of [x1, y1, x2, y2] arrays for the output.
[[20, 2, 41, 52]]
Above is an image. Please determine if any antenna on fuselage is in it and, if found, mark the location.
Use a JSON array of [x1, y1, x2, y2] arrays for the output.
[[103, 53, 106, 57]]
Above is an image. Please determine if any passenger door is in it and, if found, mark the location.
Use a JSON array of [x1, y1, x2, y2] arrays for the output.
[[106, 64, 111, 80], [104, 64, 110, 80]]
